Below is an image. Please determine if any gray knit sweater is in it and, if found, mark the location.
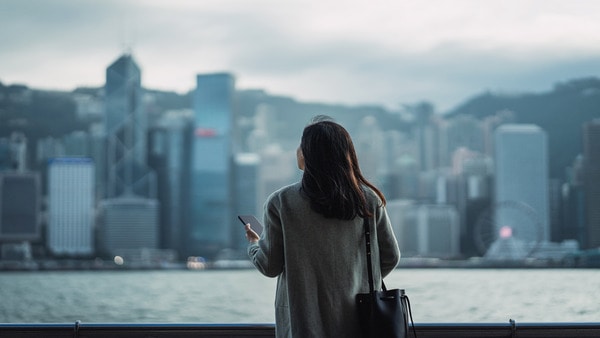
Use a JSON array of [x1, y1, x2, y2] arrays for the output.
[[248, 182, 401, 338]]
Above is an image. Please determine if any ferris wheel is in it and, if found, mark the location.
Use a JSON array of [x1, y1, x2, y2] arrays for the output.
[[473, 200, 544, 259]]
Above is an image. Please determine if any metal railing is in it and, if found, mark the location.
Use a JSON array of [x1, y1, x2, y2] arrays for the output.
[[1, 321, 600, 338]]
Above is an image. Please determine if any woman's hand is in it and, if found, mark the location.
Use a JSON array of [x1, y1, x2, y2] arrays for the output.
[[245, 223, 260, 243]]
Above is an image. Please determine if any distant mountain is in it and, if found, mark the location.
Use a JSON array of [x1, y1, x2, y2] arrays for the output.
[[0, 84, 83, 140], [4, 77, 599, 180], [446, 77, 600, 179], [236, 89, 408, 150]]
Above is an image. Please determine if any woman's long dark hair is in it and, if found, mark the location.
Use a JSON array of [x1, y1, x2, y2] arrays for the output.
[[300, 117, 386, 220]]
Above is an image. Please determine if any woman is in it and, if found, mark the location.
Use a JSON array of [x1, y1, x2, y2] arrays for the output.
[[245, 116, 400, 338]]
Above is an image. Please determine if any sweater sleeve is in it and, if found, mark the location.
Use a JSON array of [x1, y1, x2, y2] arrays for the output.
[[376, 204, 401, 278], [247, 194, 285, 278]]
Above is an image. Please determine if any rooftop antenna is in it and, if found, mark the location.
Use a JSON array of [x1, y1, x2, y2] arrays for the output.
[[118, 16, 136, 56]]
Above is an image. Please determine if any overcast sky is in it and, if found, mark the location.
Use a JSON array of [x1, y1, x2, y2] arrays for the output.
[[2, 0, 600, 112]]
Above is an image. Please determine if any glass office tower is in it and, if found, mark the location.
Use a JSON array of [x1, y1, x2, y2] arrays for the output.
[[148, 110, 193, 257], [494, 124, 550, 243], [100, 54, 158, 256], [47, 158, 95, 256], [104, 54, 152, 198], [582, 119, 600, 249], [191, 73, 235, 258]]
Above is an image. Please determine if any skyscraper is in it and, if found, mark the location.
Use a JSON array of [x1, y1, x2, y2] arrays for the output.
[[191, 73, 235, 258], [582, 119, 600, 249], [0, 172, 41, 242], [104, 54, 153, 198], [47, 158, 94, 256], [233, 153, 260, 251], [494, 124, 549, 244], [355, 115, 384, 181], [100, 54, 158, 257], [442, 115, 485, 167], [148, 110, 193, 257]]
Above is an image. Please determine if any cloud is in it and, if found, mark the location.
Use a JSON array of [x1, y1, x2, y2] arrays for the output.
[[2, 0, 600, 111]]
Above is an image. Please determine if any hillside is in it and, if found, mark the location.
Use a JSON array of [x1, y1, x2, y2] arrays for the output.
[[446, 77, 600, 179], [3, 77, 599, 180]]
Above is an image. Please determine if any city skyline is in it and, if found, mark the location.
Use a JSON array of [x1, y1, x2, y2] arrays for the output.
[[2, 1, 600, 112], [0, 49, 599, 265]]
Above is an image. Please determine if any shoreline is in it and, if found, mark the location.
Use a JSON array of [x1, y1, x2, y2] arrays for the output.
[[1, 256, 598, 272]]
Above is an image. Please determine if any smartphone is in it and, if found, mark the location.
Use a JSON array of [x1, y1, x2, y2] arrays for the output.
[[238, 214, 264, 235]]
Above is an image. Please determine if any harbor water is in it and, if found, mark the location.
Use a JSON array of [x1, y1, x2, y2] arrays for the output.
[[0, 269, 599, 324]]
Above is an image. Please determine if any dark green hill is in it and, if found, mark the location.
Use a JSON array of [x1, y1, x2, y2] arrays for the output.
[[446, 77, 600, 179]]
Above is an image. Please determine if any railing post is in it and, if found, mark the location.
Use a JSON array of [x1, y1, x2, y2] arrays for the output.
[[74, 320, 81, 338], [509, 319, 516, 338]]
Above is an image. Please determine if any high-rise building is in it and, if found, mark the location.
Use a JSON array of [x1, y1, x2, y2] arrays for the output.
[[561, 155, 586, 245], [98, 197, 158, 254], [62, 131, 90, 157], [355, 115, 384, 181], [582, 119, 600, 249], [100, 54, 159, 257], [0, 172, 41, 242], [409, 103, 438, 171], [385, 154, 419, 200], [387, 201, 460, 257], [9, 132, 28, 172], [247, 104, 277, 153], [379, 130, 404, 199], [191, 73, 235, 258], [89, 123, 107, 201], [148, 110, 193, 257], [0, 133, 28, 172], [104, 54, 153, 198], [548, 178, 564, 242], [0, 139, 10, 171], [481, 110, 516, 157], [441, 115, 485, 167], [449, 148, 494, 256], [233, 153, 260, 251], [47, 158, 95, 256], [258, 145, 299, 209], [494, 124, 550, 244], [36, 137, 65, 166]]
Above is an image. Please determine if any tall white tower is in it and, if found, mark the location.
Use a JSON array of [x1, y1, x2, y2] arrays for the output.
[[494, 124, 549, 243], [48, 158, 95, 255]]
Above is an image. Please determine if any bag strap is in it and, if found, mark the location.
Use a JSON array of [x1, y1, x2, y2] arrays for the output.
[[363, 216, 380, 292], [363, 216, 418, 338]]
